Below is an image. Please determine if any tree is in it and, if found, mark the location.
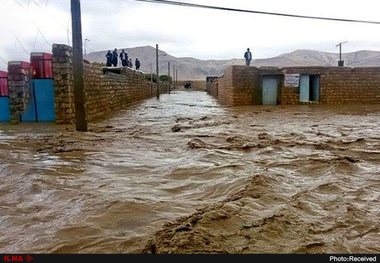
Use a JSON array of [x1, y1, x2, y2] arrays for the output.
[[159, 75, 172, 82], [144, 73, 158, 83]]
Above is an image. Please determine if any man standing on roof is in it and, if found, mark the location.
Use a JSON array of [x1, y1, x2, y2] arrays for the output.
[[244, 48, 252, 66], [120, 49, 128, 67], [135, 58, 141, 70], [112, 48, 118, 67], [106, 50, 113, 67]]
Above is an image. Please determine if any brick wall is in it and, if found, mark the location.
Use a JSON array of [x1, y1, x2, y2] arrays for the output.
[[178, 80, 206, 91], [53, 44, 160, 124], [206, 77, 218, 98], [231, 66, 260, 105], [217, 66, 260, 106], [216, 66, 233, 105], [211, 65, 380, 106], [282, 67, 380, 104]]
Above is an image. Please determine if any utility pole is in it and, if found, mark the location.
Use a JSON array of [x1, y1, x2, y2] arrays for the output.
[[173, 64, 175, 89], [84, 38, 90, 60], [156, 44, 159, 99], [336, 41, 347, 67], [150, 63, 153, 85], [71, 0, 87, 131], [168, 61, 171, 94]]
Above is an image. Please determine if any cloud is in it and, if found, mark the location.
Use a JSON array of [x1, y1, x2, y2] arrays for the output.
[[1, 0, 380, 71]]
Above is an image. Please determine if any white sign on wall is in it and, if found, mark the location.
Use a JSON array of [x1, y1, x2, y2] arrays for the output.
[[284, 74, 300, 87]]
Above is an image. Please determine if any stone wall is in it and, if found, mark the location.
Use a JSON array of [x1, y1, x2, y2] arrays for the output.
[[52, 44, 75, 124], [53, 44, 159, 124], [210, 65, 380, 106], [7, 62, 34, 123]]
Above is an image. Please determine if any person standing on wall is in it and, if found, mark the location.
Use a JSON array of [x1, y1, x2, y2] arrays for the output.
[[135, 58, 141, 70], [112, 48, 118, 67], [244, 48, 252, 66], [120, 49, 128, 67], [106, 50, 113, 67]]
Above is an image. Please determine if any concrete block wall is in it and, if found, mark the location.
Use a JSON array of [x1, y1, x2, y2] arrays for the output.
[[53, 44, 158, 124]]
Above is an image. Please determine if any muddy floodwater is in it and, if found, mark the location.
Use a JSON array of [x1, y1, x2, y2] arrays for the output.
[[0, 90, 379, 254]]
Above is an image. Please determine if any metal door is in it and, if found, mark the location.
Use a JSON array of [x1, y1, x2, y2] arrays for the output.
[[34, 79, 55, 121], [262, 77, 278, 105], [21, 79, 55, 122], [300, 75, 310, 102], [0, 97, 10, 121]]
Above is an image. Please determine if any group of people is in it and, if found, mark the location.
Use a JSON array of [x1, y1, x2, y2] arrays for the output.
[[106, 47, 252, 69], [106, 48, 141, 70]]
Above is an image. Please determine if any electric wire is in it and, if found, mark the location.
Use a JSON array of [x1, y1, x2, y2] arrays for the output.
[[0, 56, 7, 67], [133, 0, 380, 25]]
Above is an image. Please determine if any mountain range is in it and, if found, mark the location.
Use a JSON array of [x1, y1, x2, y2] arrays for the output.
[[86, 46, 380, 80]]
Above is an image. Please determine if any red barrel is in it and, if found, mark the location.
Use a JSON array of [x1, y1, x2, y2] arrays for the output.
[[0, 71, 8, 96], [30, 52, 53, 79]]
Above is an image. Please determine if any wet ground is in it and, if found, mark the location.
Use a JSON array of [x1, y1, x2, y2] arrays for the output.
[[0, 90, 379, 253]]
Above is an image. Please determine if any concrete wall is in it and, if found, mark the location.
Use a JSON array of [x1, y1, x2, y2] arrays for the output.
[[210, 65, 380, 106], [53, 44, 162, 124]]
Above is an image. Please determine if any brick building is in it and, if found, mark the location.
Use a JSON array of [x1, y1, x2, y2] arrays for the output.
[[208, 65, 380, 106]]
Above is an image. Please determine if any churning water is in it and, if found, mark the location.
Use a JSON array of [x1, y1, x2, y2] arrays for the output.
[[1, 90, 379, 253]]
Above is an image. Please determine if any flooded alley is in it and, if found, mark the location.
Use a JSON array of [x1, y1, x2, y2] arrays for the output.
[[0, 90, 379, 253]]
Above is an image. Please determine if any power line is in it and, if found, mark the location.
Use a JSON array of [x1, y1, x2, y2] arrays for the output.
[[133, 0, 380, 25], [0, 56, 7, 66], [14, 34, 30, 55]]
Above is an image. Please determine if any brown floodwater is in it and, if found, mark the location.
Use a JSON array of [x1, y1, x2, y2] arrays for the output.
[[0, 90, 379, 254]]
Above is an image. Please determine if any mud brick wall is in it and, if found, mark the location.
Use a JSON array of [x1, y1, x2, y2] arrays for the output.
[[280, 86, 299, 105], [53, 44, 155, 124], [322, 67, 380, 104], [7, 63, 34, 123], [281, 67, 380, 104], [83, 64, 152, 121], [216, 66, 261, 106], [215, 66, 232, 105], [216, 65, 380, 106], [178, 80, 206, 91], [206, 78, 218, 98]]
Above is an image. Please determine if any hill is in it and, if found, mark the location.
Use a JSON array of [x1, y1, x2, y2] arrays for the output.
[[86, 47, 380, 80]]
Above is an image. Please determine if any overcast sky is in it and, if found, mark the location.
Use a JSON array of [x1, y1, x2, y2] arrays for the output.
[[1, 0, 380, 71]]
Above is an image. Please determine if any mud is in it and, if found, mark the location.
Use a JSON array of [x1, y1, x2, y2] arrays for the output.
[[0, 90, 379, 253]]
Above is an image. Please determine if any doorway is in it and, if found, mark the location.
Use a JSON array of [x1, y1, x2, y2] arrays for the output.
[[300, 75, 320, 102], [262, 77, 278, 105]]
